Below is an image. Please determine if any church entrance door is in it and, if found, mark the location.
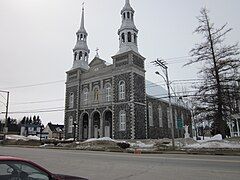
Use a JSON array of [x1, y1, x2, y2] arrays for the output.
[[82, 113, 89, 139], [92, 111, 100, 138], [104, 122, 110, 137], [104, 110, 112, 138]]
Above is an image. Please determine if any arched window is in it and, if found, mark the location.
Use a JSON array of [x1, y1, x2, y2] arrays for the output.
[[159, 105, 163, 127], [83, 88, 88, 105], [119, 110, 126, 131], [121, 33, 125, 43], [93, 86, 99, 102], [127, 12, 130, 19], [79, 51, 82, 60], [105, 83, 111, 102], [123, 13, 126, 19], [134, 33, 137, 43], [119, 81, 125, 100], [80, 34, 83, 40], [128, 32, 131, 42], [69, 92, 74, 108], [77, 35, 79, 41], [131, 13, 133, 20], [148, 103, 153, 126], [68, 116, 73, 133], [84, 35, 86, 40]]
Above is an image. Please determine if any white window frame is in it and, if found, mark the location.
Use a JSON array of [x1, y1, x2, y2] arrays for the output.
[[119, 110, 126, 131], [105, 83, 111, 102], [68, 116, 73, 133], [119, 81, 125, 100], [159, 106, 163, 127], [69, 92, 74, 108], [148, 103, 153, 126]]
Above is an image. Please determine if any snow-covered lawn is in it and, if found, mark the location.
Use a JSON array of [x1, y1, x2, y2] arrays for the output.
[[184, 134, 240, 149], [5, 134, 240, 151]]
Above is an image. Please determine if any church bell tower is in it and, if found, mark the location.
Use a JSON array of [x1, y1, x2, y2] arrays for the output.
[[65, 5, 90, 139], [112, 0, 147, 140]]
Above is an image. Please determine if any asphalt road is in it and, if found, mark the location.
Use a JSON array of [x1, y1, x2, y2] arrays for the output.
[[0, 147, 240, 180]]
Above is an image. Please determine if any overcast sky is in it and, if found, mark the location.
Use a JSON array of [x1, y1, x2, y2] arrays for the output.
[[0, 0, 239, 125]]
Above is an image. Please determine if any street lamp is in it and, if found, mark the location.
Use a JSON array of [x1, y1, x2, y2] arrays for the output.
[[73, 121, 77, 141], [152, 59, 175, 149]]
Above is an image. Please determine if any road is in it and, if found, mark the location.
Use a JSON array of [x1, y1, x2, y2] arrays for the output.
[[0, 146, 240, 180]]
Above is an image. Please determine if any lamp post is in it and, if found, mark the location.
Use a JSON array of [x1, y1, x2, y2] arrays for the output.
[[73, 121, 77, 141], [152, 59, 175, 149], [0, 90, 9, 134]]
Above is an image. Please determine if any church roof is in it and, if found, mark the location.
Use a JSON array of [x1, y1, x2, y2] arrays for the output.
[[89, 56, 106, 67], [77, 7, 87, 34], [121, 0, 134, 14]]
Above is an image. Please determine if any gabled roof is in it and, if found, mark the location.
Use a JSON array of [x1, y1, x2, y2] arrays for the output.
[[89, 56, 106, 67], [48, 123, 64, 133]]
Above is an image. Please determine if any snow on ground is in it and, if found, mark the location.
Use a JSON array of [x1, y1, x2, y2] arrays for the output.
[[185, 141, 240, 149], [184, 134, 240, 149], [129, 141, 154, 149], [27, 135, 40, 140], [6, 135, 40, 141], [84, 137, 116, 143]]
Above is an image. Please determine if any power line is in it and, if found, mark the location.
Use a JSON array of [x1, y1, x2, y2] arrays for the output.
[[1, 80, 65, 90], [11, 98, 64, 106], [2, 109, 65, 114]]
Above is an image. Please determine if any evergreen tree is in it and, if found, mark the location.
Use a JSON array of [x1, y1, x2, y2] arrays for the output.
[[185, 8, 240, 138]]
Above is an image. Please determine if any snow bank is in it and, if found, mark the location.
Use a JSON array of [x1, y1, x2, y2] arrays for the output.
[[184, 134, 240, 149], [130, 141, 154, 149], [210, 134, 222, 141], [6, 135, 40, 141], [84, 137, 116, 143], [27, 135, 40, 140], [185, 141, 240, 149]]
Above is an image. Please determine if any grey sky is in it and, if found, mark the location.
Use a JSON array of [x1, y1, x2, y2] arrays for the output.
[[0, 0, 239, 125]]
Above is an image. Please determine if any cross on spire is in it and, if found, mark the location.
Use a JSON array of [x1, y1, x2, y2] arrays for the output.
[[95, 48, 99, 58]]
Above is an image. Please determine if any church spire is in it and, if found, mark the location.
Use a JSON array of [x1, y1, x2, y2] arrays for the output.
[[117, 0, 139, 54], [79, 4, 86, 34], [72, 3, 90, 70]]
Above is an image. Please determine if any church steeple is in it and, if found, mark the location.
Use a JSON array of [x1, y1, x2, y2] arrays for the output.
[[72, 4, 90, 70], [117, 0, 139, 54]]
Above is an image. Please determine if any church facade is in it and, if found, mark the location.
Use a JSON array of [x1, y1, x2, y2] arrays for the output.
[[64, 0, 191, 140]]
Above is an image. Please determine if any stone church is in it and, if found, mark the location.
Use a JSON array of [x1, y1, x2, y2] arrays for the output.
[[64, 0, 191, 140]]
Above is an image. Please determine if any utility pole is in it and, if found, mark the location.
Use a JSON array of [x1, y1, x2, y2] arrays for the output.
[[0, 90, 9, 133], [152, 59, 175, 149]]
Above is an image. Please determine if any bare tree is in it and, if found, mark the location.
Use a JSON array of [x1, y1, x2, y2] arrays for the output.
[[185, 8, 240, 138]]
